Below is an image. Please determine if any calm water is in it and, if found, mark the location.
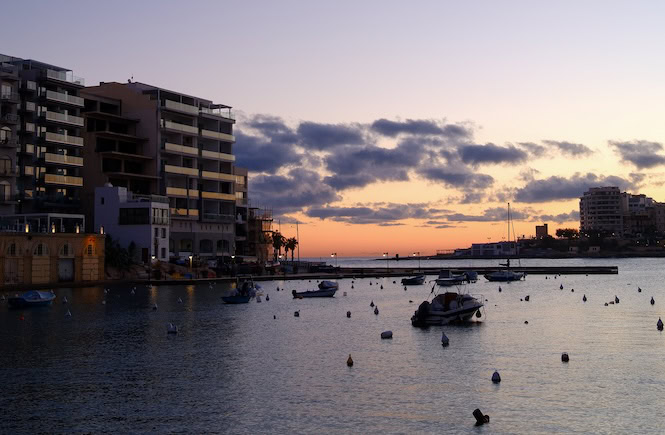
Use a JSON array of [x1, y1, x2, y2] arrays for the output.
[[2, 258, 665, 434]]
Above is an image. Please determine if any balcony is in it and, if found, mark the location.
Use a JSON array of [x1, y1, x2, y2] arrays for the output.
[[0, 92, 19, 103], [44, 174, 83, 186], [202, 213, 234, 222], [199, 106, 235, 120], [161, 119, 198, 135], [201, 191, 235, 201], [200, 129, 235, 142], [23, 102, 36, 112], [43, 132, 84, 147], [0, 166, 18, 176], [162, 142, 199, 156], [0, 138, 18, 148], [236, 198, 248, 206], [163, 99, 199, 115], [201, 149, 235, 162], [43, 153, 84, 166], [170, 208, 199, 218], [200, 170, 235, 182], [44, 69, 85, 86], [45, 111, 84, 127], [0, 63, 18, 79], [23, 81, 37, 92], [44, 90, 84, 107], [152, 216, 169, 225], [1, 114, 18, 124], [164, 164, 198, 177], [166, 187, 199, 197]]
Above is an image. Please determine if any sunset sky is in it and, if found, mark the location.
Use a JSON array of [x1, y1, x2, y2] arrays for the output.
[[5, 1, 665, 257]]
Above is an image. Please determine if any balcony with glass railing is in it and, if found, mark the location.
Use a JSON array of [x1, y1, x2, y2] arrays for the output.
[[199, 106, 235, 120], [200, 171, 235, 182], [200, 129, 235, 142], [161, 119, 198, 135], [24, 102, 36, 112], [163, 99, 199, 115], [201, 191, 235, 201], [0, 92, 19, 103], [44, 90, 84, 106], [43, 132, 84, 147], [45, 69, 85, 86], [164, 164, 198, 176], [45, 111, 84, 127], [43, 153, 83, 166], [166, 187, 199, 197], [44, 173, 83, 186], [23, 80, 37, 91], [162, 142, 199, 156], [201, 149, 235, 162]]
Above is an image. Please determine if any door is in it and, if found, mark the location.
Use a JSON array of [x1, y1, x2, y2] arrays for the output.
[[58, 259, 74, 281], [4, 258, 18, 284]]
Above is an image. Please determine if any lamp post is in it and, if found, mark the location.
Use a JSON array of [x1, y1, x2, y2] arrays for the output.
[[330, 252, 337, 267], [413, 251, 420, 272], [383, 252, 389, 271]]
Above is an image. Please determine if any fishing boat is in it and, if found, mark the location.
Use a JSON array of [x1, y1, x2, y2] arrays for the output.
[[411, 287, 483, 327], [292, 288, 337, 298], [401, 275, 426, 285], [222, 279, 259, 304], [318, 280, 339, 290], [484, 203, 525, 282], [8, 290, 56, 308], [435, 269, 468, 286]]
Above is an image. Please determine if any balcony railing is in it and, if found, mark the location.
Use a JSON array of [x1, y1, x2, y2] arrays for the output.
[[166, 187, 199, 197], [1, 114, 18, 124], [24, 102, 36, 112], [163, 142, 199, 156], [23, 81, 37, 91], [161, 119, 198, 135], [0, 138, 18, 147], [0, 92, 19, 103], [0, 63, 18, 76], [45, 69, 85, 86], [23, 123, 35, 133], [43, 132, 84, 146], [202, 213, 234, 222], [45, 111, 84, 127], [201, 149, 235, 162], [200, 170, 235, 182], [163, 99, 199, 115], [200, 129, 235, 142], [170, 208, 199, 217], [199, 106, 235, 120], [44, 90, 84, 106], [152, 216, 169, 225], [43, 153, 84, 166], [0, 166, 18, 176], [201, 191, 235, 201], [164, 164, 198, 176], [44, 174, 83, 186]]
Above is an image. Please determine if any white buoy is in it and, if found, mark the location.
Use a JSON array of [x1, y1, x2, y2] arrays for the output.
[[441, 332, 449, 346], [381, 330, 393, 339], [131, 289, 135, 295], [102, 300, 106, 305], [492, 370, 501, 383], [167, 323, 178, 334], [658, 318, 664, 331], [104, 288, 108, 294], [374, 306, 379, 315], [65, 310, 72, 317]]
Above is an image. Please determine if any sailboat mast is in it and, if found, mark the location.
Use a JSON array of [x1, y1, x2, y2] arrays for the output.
[[507, 202, 511, 246]]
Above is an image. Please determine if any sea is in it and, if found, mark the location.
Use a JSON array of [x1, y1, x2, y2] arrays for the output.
[[1, 257, 664, 434]]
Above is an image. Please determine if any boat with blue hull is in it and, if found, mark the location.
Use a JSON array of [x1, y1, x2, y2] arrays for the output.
[[8, 290, 56, 308]]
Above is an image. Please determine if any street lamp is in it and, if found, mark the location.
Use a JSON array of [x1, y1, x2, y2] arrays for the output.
[[413, 251, 420, 272], [188, 255, 193, 270], [331, 252, 337, 267], [383, 252, 389, 271]]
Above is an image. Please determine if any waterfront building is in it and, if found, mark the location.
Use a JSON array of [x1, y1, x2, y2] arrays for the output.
[[470, 241, 519, 257], [246, 207, 273, 264], [82, 82, 236, 260], [535, 223, 549, 239], [579, 187, 624, 236], [0, 55, 20, 215], [94, 186, 169, 262], [234, 166, 249, 257], [0, 53, 85, 215]]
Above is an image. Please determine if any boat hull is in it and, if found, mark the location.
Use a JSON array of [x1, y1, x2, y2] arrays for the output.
[[411, 304, 482, 326], [484, 272, 525, 282], [402, 275, 425, 285], [293, 289, 337, 298], [8, 298, 54, 308], [222, 296, 251, 304]]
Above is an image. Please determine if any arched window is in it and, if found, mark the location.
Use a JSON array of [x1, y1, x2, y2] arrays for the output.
[[6, 242, 17, 257], [59, 243, 73, 257], [33, 243, 49, 256]]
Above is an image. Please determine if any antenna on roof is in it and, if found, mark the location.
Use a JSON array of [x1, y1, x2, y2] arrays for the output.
[[127, 75, 133, 83]]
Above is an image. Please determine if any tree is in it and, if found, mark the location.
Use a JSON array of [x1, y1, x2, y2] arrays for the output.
[[272, 231, 286, 261], [556, 228, 579, 239], [285, 237, 298, 261]]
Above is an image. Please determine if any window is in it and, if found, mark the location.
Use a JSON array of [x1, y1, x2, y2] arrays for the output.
[[86, 244, 94, 255], [6, 242, 17, 256], [101, 197, 104, 205], [59, 243, 73, 257], [161, 247, 166, 259], [33, 243, 48, 256], [161, 228, 166, 238], [154, 227, 158, 238], [119, 208, 149, 225]]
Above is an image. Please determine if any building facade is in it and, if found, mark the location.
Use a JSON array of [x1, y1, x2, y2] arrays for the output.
[[81, 82, 236, 259], [535, 223, 549, 239], [0, 55, 20, 214], [579, 187, 624, 236]]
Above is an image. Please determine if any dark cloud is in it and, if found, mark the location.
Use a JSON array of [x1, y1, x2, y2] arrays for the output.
[[517, 142, 547, 157], [458, 143, 528, 166], [234, 132, 302, 174], [609, 140, 665, 169], [542, 140, 593, 157], [249, 169, 341, 215], [444, 207, 529, 222], [533, 210, 580, 224], [297, 122, 365, 150], [419, 166, 494, 190], [370, 118, 471, 139], [306, 202, 439, 224], [514, 172, 638, 203], [247, 114, 298, 144]]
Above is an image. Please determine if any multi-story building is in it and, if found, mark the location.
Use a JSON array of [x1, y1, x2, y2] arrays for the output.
[[579, 187, 624, 236], [0, 54, 86, 215], [247, 207, 273, 264], [234, 166, 249, 255], [82, 81, 236, 259], [535, 223, 548, 239], [0, 55, 21, 214]]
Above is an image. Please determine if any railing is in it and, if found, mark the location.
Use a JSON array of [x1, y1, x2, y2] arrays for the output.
[[45, 69, 85, 86], [152, 216, 169, 225], [201, 191, 235, 201], [200, 170, 235, 182], [23, 123, 35, 133], [202, 213, 234, 222], [0, 166, 18, 176], [164, 164, 198, 176], [1, 114, 18, 123], [199, 106, 235, 120], [163, 99, 199, 115], [24, 102, 36, 111], [23, 81, 37, 91], [199, 129, 235, 142], [0, 92, 19, 102], [0, 138, 18, 147], [44, 174, 83, 186], [166, 186, 199, 197], [161, 119, 198, 135], [43, 132, 84, 146], [45, 111, 84, 126], [170, 208, 199, 217], [130, 194, 169, 204], [44, 90, 84, 106], [201, 149, 235, 162], [0, 63, 17, 75], [163, 142, 199, 156], [43, 153, 84, 166]]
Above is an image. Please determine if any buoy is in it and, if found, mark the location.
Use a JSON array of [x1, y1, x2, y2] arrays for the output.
[[546, 276, 548, 279], [381, 330, 393, 339], [524, 320, 528, 324], [347, 354, 353, 367], [178, 297, 183, 303], [347, 311, 351, 318], [152, 303, 158, 311], [343, 292, 347, 297], [370, 282, 372, 286], [63, 296, 68, 304], [409, 300, 413, 303], [266, 294, 270, 301], [561, 352, 569, 362], [102, 300, 106, 305], [638, 287, 642, 292], [380, 285, 383, 289], [294, 311, 300, 317], [351, 285, 354, 289], [441, 332, 449, 346], [524, 295, 530, 301], [274, 315, 276, 319], [65, 310, 71, 317], [615, 296, 620, 304], [370, 301, 374, 307], [560, 284, 563, 290], [104, 289, 108, 294], [167, 323, 178, 334], [374, 306, 379, 315], [651, 297, 655, 305], [498, 287, 502, 292], [520, 298, 523, 302], [130, 289, 135, 295], [658, 318, 664, 331], [392, 281, 396, 284], [492, 370, 501, 383], [571, 289, 574, 292], [473, 409, 490, 426], [404, 286, 407, 291], [19, 314, 25, 321], [582, 295, 587, 302], [604, 302, 609, 306]]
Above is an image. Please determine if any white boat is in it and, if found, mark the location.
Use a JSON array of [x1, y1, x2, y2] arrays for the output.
[[435, 269, 467, 286], [411, 290, 483, 327], [318, 280, 339, 290]]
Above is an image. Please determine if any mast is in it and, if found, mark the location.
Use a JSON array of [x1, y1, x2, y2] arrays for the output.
[[507, 202, 511, 245]]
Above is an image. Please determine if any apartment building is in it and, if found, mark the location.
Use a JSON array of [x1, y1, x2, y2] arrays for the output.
[[234, 166, 249, 255], [82, 81, 236, 259], [579, 186, 624, 236], [0, 55, 20, 214]]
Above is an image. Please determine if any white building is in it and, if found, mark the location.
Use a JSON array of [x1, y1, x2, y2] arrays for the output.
[[94, 186, 169, 262]]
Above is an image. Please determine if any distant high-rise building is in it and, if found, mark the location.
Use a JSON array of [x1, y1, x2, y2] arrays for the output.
[[579, 186, 624, 236], [535, 223, 548, 239]]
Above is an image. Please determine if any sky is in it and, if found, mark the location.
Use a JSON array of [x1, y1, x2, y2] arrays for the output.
[[4, 1, 665, 257]]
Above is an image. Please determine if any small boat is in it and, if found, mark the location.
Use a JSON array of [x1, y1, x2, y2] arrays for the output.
[[318, 280, 339, 290], [292, 288, 337, 298], [435, 270, 467, 286], [411, 290, 483, 327], [401, 275, 425, 285], [484, 269, 525, 282], [222, 279, 258, 304], [8, 290, 56, 308]]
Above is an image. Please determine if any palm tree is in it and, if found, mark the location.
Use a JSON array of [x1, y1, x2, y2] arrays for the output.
[[285, 237, 298, 261], [272, 231, 286, 261]]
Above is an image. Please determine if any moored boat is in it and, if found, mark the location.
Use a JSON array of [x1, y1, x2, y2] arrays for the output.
[[401, 275, 426, 285], [435, 269, 467, 286], [292, 288, 337, 298], [222, 295, 252, 304], [484, 269, 525, 282], [8, 290, 56, 308], [222, 279, 259, 304], [318, 280, 339, 290], [411, 291, 483, 327]]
